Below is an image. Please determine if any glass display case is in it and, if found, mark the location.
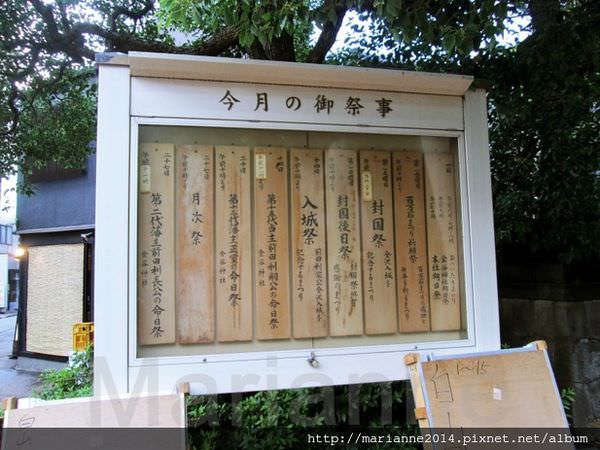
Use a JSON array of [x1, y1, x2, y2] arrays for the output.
[[136, 126, 466, 358], [95, 52, 499, 395]]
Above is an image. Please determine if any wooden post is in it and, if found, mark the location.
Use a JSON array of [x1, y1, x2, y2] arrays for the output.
[[404, 353, 433, 450], [177, 382, 190, 396], [404, 353, 430, 429], [2, 397, 17, 411], [531, 340, 548, 351]]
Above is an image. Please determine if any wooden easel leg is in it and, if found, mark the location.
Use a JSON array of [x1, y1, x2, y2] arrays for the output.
[[404, 353, 434, 449], [530, 340, 548, 351], [2, 397, 18, 411]]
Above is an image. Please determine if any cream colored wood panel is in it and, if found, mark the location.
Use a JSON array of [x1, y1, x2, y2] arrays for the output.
[[325, 149, 363, 336], [176, 145, 214, 344], [138, 143, 176, 345], [359, 151, 397, 335], [420, 351, 567, 427], [393, 152, 431, 332], [424, 152, 461, 331], [127, 52, 473, 96], [3, 394, 186, 429], [290, 148, 328, 338], [215, 146, 253, 342], [253, 147, 291, 340], [25, 244, 84, 356], [131, 78, 464, 131]]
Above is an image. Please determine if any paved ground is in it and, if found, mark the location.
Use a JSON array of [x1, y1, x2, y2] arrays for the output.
[[0, 315, 41, 400]]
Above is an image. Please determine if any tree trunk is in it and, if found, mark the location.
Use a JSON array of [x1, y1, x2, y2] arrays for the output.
[[528, 0, 561, 33]]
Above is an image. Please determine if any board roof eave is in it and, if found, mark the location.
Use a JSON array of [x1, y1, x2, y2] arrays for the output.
[[95, 51, 474, 96]]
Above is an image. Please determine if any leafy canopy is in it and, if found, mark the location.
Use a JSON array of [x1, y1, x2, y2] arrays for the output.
[[0, 0, 516, 185], [2, 0, 598, 263]]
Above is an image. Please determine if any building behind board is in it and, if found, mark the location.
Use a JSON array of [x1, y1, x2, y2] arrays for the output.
[[16, 154, 95, 362]]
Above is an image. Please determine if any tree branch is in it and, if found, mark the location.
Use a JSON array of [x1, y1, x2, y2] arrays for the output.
[[266, 29, 296, 61], [72, 23, 239, 56], [29, 0, 241, 61], [306, 2, 348, 64], [109, 0, 154, 32]]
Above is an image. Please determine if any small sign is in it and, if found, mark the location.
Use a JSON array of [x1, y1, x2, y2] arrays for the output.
[[140, 164, 151, 193], [255, 154, 267, 179], [493, 387, 502, 401], [361, 171, 373, 201]]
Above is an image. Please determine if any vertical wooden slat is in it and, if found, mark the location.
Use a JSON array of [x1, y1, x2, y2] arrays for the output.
[[290, 148, 328, 338], [215, 146, 253, 342], [424, 152, 461, 331], [138, 143, 176, 345], [393, 151, 431, 332], [176, 145, 214, 344], [360, 151, 397, 335], [325, 149, 363, 336], [254, 147, 291, 340]]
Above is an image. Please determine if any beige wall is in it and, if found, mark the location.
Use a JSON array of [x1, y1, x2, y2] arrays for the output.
[[26, 244, 84, 356]]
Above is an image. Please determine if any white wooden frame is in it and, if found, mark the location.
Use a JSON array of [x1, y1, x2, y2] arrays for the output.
[[94, 53, 499, 396]]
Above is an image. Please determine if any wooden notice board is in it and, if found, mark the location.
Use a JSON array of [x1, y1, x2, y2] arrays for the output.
[[290, 148, 328, 339], [360, 151, 397, 335], [176, 145, 214, 344], [325, 149, 363, 336], [405, 341, 569, 429], [138, 143, 176, 345], [424, 152, 461, 331], [136, 144, 469, 349], [393, 151, 430, 333], [215, 146, 253, 342], [253, 147, 291, 340], [2, 393, 186, 450]]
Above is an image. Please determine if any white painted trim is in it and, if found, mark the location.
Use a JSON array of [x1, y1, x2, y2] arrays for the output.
[[130, 77, 465, 131], [127, 119, 140, 372], [108, 52, 474, 96], [463, 89, 501, 352], [93, 60, 500, 395], [123, 117, 490, 393], [17, 224, 95, 235], [132, 116, 462, 137], [93, 65, 131, 396], [130, 346, 482, 395], [456, 132, 477, 342]]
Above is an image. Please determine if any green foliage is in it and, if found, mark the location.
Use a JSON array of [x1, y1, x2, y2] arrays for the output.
[[187, 381, 418, 450], [158, 0, 516, 62], [15, 69, 97, 194], [0, 0, 165, 185], [561, 387, 576, 424], [3, 0, 596, 260], [35, 346, 94, 401], [487, 3, 600, 263], [330, 1, 522, 69], [330, 1, 600, 264], [158, 0, 311, 56]]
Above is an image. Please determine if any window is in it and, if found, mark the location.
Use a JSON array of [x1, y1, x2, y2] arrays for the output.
[[136, 126, 466, 358], [27, 161, 85, 183], [0, 225, 13, 245]]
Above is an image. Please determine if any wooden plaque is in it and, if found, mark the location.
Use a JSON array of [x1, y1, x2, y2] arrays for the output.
[[393, 152, 431, 332], [290, 148, 328, 338], [2, 393, 187, 450], [2, 394, 186, 428], [253, 147, 291, 340], [325, 149, 363, 336], [138, 143, 176, 345], [360, 151, 397, 335], [409, 346, 569, 428], [176, 145, 214, 344], [215, 146, 252, 342], [424, 152, 461, 331]]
